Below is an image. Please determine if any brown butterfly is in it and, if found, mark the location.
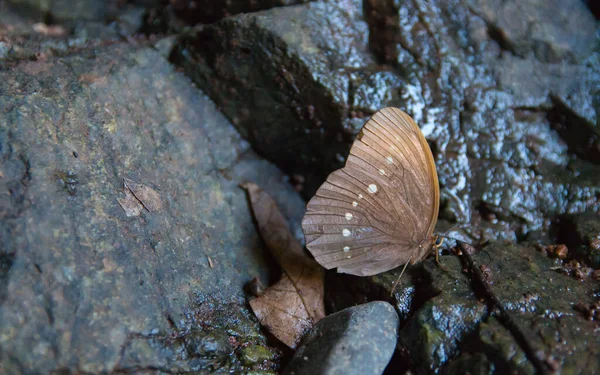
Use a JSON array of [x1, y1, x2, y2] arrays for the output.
[[301, 107, 440, 276]]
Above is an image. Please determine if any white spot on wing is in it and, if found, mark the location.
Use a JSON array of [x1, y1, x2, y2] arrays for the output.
[[345, 213, 353, 220], [368, 184, 378, 193], [379, 169, 385, 175], [342, 229, 351, 237], [358, 194, 364, 199], [343, 246, 350, 252], [352, 201, 358, 207], [386, 156, 393, 164]]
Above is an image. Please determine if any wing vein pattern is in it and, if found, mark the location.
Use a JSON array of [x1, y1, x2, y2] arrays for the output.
[[302, 107, 439, 276]]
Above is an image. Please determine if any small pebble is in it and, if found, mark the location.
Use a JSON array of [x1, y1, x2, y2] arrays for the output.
[[283, 301, 399, 375]]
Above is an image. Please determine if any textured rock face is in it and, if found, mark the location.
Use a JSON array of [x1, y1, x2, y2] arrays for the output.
[[1, 0, 599, 374], [171, 0, 313, 24], [328, 242, 600, 373], [0, 42, 305, 373], [176, 0, 600, 241], [174, 0, 380, 197]]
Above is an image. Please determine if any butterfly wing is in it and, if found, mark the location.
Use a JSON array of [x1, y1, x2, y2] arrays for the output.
[[302, 107, 439, 276]]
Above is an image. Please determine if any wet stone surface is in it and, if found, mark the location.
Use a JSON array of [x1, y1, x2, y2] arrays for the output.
[[0, 41, 304, 373], [557, 212, 600, 269], [327, 243, 600, 373], [175, 0, 600, 240], [174, 0, 392, 196], [171, 0, 313, 24], [0, 2, 151, 67], [1, 0, 599, 374], [283, 301, 399, 375]]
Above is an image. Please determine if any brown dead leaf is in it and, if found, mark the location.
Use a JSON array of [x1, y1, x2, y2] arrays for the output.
[[242, 182, 325, 348], [250, 274, 315, 348], [123, 178, 162, 212], [117, 189, 144, 217], [117, 178, 162, 216]]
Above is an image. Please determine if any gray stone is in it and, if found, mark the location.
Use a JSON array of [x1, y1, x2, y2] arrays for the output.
[[174, 0, 402, 196], [283, 301, 399, 375], [0, 42, 304, 374], [470, 0, 598, 63]]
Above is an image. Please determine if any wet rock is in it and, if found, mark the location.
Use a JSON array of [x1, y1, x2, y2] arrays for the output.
[[5, 0, 159, 24], [117, 295, 280, 373], [444, 352, 494, 375], [328, 252, 488, 372], [442, 243, 599, 373], [471, 0, 597, 63], [0, 4, 150, 67], [396, 257, 487, 372], [383, 0, 600, 238], [556, 212, 600, 269], [470, 316, 536, 374], [0, 42, 304, 373], [326, 242, 600, 373], [173, 0, 403, 196], [475, 309, 600, 374], [175, 0, 600, 240], [283, 301, 399, 375], [171, 0, 312, 24], [240, 344, 277, 366], [6, 0, 118, 22]]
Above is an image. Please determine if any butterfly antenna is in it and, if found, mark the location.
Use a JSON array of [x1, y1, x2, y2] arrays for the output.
[[390, 258, 411, 296]]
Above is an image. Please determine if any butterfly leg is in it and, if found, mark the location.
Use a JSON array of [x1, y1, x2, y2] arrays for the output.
[[390, 258, 411, 296]]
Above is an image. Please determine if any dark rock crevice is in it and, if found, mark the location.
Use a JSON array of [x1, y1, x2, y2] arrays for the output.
[[363, 0, 400, 65], [548, 96, 600, 165], [172, 13, 351, 196], [0, 252, 15, 305], [458, 247, 553, 375]]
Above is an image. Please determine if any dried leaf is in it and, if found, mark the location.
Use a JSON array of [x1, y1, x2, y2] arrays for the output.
[[242, 182, 325, 348], [249, 274, 314, 348], [123, 178, 162, 212], [117, 178, 162, 216], [117, 190, 144, 217]]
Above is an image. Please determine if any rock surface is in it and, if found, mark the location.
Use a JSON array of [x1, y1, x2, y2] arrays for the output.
[[173, 3, 600, 370], [283, 301, 399, 375], [1, 0, 599, 374], [175, 0, 600, 240], [328, 243, 600, 373], [0, 39, 304, 373], [557, 212, 600, 269], [171, 0, 312, 24]]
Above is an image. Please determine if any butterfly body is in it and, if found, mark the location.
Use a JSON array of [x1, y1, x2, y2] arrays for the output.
[[410, 236, 436, 265], [302, 108, 440, 277]]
